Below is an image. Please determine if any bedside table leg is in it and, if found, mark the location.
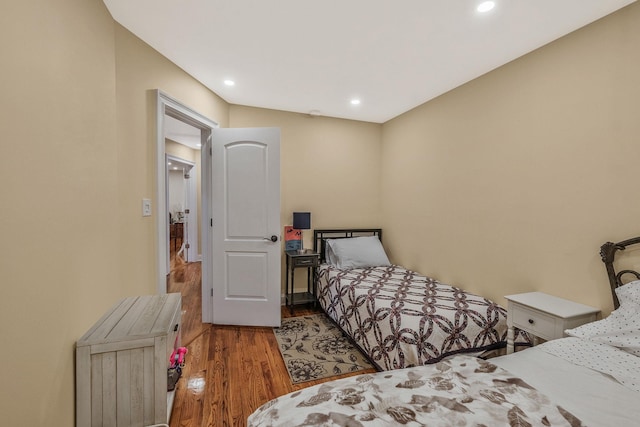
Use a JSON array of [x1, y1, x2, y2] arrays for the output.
[[506, 326, 514, 354], [285, 259, 292, 315], [289, 266, 295, 315]]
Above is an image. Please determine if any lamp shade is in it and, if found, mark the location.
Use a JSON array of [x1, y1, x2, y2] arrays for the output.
[[292, 212, 311, 230]]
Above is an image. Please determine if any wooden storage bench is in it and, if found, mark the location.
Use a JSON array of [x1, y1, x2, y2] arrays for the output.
[[75, 293, 182, 427]]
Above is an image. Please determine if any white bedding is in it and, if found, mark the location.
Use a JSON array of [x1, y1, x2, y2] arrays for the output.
[[249, 354, 583, 426], [493, 338, 640, 427], [248, 338, 640, 426]]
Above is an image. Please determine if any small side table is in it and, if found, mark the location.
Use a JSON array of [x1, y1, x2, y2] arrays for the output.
[[504, 292, 599, 354], [285, 250, 320, 314]]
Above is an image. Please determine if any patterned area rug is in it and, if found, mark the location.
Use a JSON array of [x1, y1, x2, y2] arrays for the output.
[[273, 314, 373, 384]]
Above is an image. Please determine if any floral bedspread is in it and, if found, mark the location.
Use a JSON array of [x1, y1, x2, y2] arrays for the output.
[[248, 356, 582, 427], [317, 264, 529, 370]]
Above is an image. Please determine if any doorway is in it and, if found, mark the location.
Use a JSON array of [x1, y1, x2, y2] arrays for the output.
[[166, 154, 195, 276], [156, 90, 282, 327], [156, 90, 217, 323]]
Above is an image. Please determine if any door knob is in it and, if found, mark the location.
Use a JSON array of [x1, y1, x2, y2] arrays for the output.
[[264, 235, 278, 242]]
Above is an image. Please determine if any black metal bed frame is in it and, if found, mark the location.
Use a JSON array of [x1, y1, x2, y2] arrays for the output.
[[313, 228, 383, 263], [600, 236, 640, 309]]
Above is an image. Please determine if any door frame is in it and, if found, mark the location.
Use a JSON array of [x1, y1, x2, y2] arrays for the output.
[[166, 154, 197, 262], [155, 90, 217, 323]]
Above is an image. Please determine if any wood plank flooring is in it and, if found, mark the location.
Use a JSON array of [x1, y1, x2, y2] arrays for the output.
[[167, 260, 376, 427]]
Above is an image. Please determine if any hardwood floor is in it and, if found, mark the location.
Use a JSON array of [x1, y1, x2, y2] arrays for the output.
[[167, 260, 376, 427], [168, 258, 208, 348]]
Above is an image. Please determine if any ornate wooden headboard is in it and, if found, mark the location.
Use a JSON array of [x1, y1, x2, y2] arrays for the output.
[[600, 236, 640, 309]]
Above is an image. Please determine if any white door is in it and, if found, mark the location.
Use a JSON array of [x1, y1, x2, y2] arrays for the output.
[[211, 127, 281, 327]]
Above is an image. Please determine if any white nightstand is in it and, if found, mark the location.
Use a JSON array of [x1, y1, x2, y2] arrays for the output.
[[504, 292, 600, 354]]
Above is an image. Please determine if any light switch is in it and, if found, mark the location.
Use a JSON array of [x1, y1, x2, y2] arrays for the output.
[[142, 198, 152, 217]]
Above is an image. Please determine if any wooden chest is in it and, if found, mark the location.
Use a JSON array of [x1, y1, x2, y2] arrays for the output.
[[76, 293, 182, 427]]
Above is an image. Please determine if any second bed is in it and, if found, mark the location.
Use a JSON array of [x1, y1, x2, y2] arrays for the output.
[[313, 229, 527, 370]]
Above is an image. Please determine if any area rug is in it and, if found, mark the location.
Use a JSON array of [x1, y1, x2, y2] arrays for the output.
[[273, 314, 374, 384]]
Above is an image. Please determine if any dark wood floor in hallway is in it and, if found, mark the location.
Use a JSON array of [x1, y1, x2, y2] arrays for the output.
[[167, 260, 376, 426]]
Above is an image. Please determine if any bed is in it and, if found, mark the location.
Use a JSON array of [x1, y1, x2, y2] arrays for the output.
[[248, 236, 640, 426], [311, 229, 528, 370]]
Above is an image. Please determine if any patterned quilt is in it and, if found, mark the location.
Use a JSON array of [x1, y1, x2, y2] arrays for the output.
[[316, 264, 528, 370], [247, 356, 582, 426]]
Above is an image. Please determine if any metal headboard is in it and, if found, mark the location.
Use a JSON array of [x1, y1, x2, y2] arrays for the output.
[[313, 229, 383, 263], [600, 236, 640, 309]]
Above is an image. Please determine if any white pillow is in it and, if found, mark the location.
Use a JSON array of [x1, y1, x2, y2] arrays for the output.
[[616, 280, 640, 305], [565, 301, 640, 357], [325, 236, 391, 269]]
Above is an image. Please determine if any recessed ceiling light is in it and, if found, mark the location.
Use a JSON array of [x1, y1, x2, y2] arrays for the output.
[[477, 1, 495, 13], [196, 143, 202, 147], [167, 161, 172, 165], [350, 99, 361, 105], [224, 79, 235, 86]]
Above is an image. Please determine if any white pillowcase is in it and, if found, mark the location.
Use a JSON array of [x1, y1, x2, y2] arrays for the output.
[[565, 284, 640, 357], [616, 280, 640, 305], [325, 236, 391, 270]]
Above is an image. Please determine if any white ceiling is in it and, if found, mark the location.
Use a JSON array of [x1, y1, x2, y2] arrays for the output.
[[104, 0, 636, 124], [164, 115, 201, 149]]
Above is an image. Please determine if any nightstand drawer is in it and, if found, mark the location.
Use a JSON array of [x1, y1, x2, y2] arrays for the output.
[[291, 256, 318, 267], [511, 305, 556, 339]]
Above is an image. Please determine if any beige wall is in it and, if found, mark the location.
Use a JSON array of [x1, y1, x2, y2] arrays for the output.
[[0, 0, 117, 425], [166, 139, 197, 162], [380, 2, 640, 314], [230, 106, 383, 291], [114, 23, 228, 292], [0, 1, 228, 424]]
